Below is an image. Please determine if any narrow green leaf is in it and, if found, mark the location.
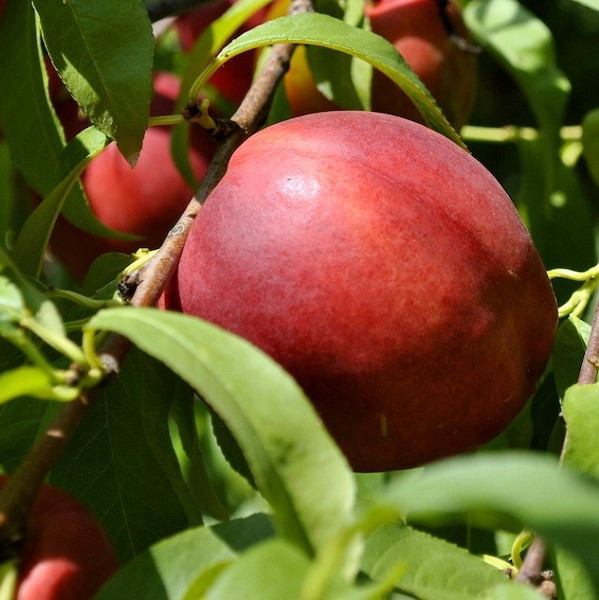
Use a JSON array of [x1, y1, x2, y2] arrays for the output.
[[200, 13, 463, 148], [0, 366, 51, 405], [172, 0, 273, 185], [12, 127, 115, 278], [86, 307, 356, 555], [0, 276, 25, 326], [0, 560, 17, 600], [362, 525, 511, 600], [569, 0, 599, 10], [0, 246, 47, 317], [95, 514, 274, 600], [464, 0, 571, 134], [32, 0, 154, 161], [0, 0, 63, 195], [204, 539, 310, 600], [383, 452, 599, 593], [582, 108, 599, 186], [0, 4, 128, 240], [50, 350, 201, 563], [552, 315, 590, 398], [0, 395, 59, 475], [554, 546, 596, 600], [561, 383, 599, 480], [515, 137, 595, 280]]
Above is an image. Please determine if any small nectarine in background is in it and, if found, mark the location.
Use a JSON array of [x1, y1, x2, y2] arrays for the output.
[[267, 0, 476, 129], [0, 475, 118, 600], [174, 0, 267, 106], [172, 111, 557, 472], [49, 72, 217, 280]]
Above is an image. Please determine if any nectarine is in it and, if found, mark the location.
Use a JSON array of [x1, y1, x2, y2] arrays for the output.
[[49, 72, 217, 280], [175, 0, 266, 106], [0, 475, 118, 600], [174, 112, 557, 471]]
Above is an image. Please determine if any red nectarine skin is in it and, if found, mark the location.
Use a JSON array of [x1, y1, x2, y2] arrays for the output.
[[175, 112, 557, 472], [49, 72, 216, 280], [0, 476, 118, 600], [366, 0, 477, 129]]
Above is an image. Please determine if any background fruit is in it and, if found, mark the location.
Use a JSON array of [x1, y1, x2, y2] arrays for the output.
[[268, 0, 476, 129], [174, 0, 266, 106], [49, 72, 217, 280], [0, 475, 118, 600], [173, 111, 557, 472], [367, 0, 477, 128]]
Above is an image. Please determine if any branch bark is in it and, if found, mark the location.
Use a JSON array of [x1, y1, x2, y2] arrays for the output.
[[0, 0, 311, 550]]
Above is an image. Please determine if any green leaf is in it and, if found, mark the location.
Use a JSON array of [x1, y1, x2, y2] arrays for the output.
[[561, 382, 599, 479], [552, 315, 590, 398], [0, 276, 25, 326], [0, 365, 77, 404], [0, 393, 59, 474], [200, 13, 464, 148], [464, 0, 571, 134], [86, 307, 356, 555], [515, 137, 595, 280], [204, 539, 310, 600], [0, 559, 17, 600], [582, 108, 599, 186], [554, 546, 596, 600], [307, 45, 370, 111], [12, 127, 113, 278], [0, 0, 97, 232], [488, 584, 546, 599], [569, 0, 599, 10], [172, 0, 273, 185], [95, 514, 274, 600], [362, 525, 511, 599], [50, 350, 201, 563], [32, 0, 154, 161], [383, 452, 599, 593]]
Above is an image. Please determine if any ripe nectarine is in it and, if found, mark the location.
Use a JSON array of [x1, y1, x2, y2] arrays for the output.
[[174, 112, 557, 472], [0, 476, 118, 600]]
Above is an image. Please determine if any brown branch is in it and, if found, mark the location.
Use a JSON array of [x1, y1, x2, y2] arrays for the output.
[[0, 0, 312, 550], [515, 291, 599, 591]]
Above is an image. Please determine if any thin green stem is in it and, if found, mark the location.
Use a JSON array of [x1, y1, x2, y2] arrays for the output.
[[460, 124, 582, 144], [148, 114, 186, 127], [46, 289, 120, 311]]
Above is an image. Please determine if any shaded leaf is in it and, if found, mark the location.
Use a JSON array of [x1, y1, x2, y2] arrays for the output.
[[12, 127, 112, 278], [50, 350, 201, 563], [553, 315, 590, 398], [561, 382, 599, 480], [95, 514, 274, 600], [464, 0, 570, 134], [582, 107, 599, 186], [383, 452, 599, 593], [33, 0, 154, 161], [86, 307, 356, 555]]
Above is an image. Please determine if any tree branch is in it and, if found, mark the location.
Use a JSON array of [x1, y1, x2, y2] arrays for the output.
[[516, 290, 599, 593], [0, 0, 311, 550]]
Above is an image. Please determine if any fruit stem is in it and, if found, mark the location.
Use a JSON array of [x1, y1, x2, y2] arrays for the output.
[[148, 114, 186, 127]]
